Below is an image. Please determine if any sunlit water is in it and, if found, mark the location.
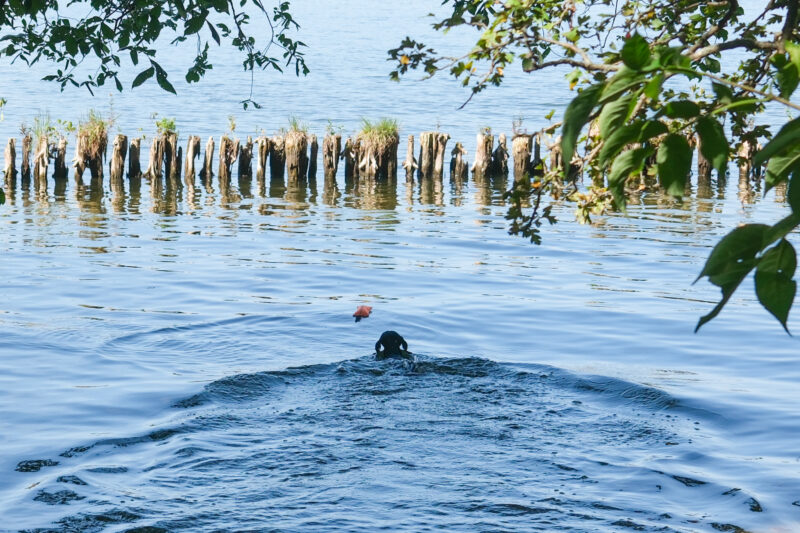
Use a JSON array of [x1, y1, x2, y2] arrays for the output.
[[1, 1, 799, 532]]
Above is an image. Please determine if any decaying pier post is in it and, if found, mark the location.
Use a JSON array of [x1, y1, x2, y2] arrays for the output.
[[238, 136, 254, 178], [256, 136, 270, 181], [33, 136, 49, 184], [201, 137, 215, 180], [323, 134, 341, 179], [109, 134, 128, 182], [343, 137, 358, 180], [128, 138, 141, 178], [450, 142, 467, 181], [144, 135, 165, 179], [270, 135, 286, 180], [308, 134, 318, 179], [512, 134, 533, 182], [218, 135, 240, 183], [164, 132, 180, 180], [492, 133, 509, 175], [21, 134, 31, 180], [402, 135, 417, 181], [696, 135, 712, 184], [418, 132, 436, 178], [3, 139, 16, 180], [285, 130, 309, 181], [471, 131, 493, 179], [183, 135, 201, 183], [53, 137, 68, 179], [433, 133, 450, 180]]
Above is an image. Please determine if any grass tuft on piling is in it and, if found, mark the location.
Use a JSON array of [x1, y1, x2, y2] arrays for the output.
[[78, 109, 113, 161], [358, 118, 399, 149]]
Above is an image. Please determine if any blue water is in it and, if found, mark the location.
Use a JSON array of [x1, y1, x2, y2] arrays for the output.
[[1, 1, 799, 531]]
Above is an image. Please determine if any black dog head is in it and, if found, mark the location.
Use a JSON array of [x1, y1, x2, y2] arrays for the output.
[[375, 330, 409, 360]]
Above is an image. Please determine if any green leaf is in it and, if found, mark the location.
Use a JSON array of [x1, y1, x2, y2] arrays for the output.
[[156, 71, 177, 94], [598, 123, 639, 166], [607, 146, 652, 208], [663, 100, 700, 119], [561, 82, 604, 171], [597, 94, 634, 139], [601, 67, 645, 102], [754, 116, 800, 168], [755, 239, 797, 333], [657, 134, 691, 196], [695, 223, 770, 332], [789, 171, 800, 216], [131, 66, 154, 88], [711, 82, 734, 104], [643, 73, 663, 99], [621, 33, 650, 71], [765, 148, 800, 191], [696, 116, 728, 175]]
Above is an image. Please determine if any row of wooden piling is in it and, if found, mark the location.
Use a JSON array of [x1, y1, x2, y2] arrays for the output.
[[2, 127, 761, 193]]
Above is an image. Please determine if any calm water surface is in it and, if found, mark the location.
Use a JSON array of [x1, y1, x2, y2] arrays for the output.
[[1, 1, 799, 532]]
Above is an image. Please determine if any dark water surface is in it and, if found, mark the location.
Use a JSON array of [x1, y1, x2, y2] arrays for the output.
[[2, 1, 799, 531]]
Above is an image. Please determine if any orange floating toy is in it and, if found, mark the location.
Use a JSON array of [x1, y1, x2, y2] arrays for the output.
[[353, 305, 372, 322]]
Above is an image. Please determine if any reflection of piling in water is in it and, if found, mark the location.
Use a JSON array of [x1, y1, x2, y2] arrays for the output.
[[402, 135, 417, 181], [472, 132, 493, 179], [323, 134, 341, 180], [450, 142, 467, 181]]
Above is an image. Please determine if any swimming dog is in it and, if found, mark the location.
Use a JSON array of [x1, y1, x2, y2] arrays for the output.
[[375, 330, 412, 360]]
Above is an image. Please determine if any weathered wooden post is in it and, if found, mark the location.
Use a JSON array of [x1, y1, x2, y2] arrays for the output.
[[21, 134, 32, 180], [164, 132, 180, 181], [418, 132, 436, 178], [738, 139, 756, 181], [270, 135, 286, 180], [549, 136, 563, 175], [323, 133, 341, 179], [201, 136, 215, 180], [183, 135, 201, 183], [3, 139, 16, 180], [402, 135, 417, 181], [144, 135, 165, 179], [33, 136, 49, 185], [72, 133, 87, 181], [308, 134, 318, 179], [512, 134, 532, 182], [450, 142, 468, 181], [128, 138, 141, 178], [492, 133, 509, 175], [471, 131, 493, 179], [696, 136, 712, 184], [285, 130, 308, 181], [53, 137, 67, 179], [433, 133, 450, 180], [109, 134, 128, 182], [531, 132, 543, 176], [342, 137, 358, 180], [357, 129, 398, 180], [256, 136, 270, 181], [238, 136, 254, 178], [218, 135, 240, 183]]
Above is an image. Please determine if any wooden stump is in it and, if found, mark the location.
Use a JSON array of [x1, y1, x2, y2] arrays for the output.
[[433, 133, 450, 180], [738, 139, 756, 181], [343, 137, 358, 180], [110, 134, 128, 183], [549, 137, 563, 175], [33, 136, 49, 185], [512, 134, 532, 182], [128, 138, 141, 178], [3, 138, 16, 180], [256, 136, 270, 181], [531, 133, 543, 177], [471, 132, 493, 179], [144, 135, 165, 180], [201, 136, 215, 180], [21, 134, 31, 180], [696, 136, 712, 184], [164, 132, 180, 181], [285, 130, 309, 181], [218, 136, 240, 183], [183, 135, 201, 184], [53, 137, 68, 179], [270, 135, 286, 180], [357, 133, 399, 180], [492, 133, 509, 175], [402, 135, 417, 181], [308, 134, 318, 179], [418, 132, 436, 179], [323, 134, 341, 179], [450, 142, 468, 181], [238, 136, 254, 178]]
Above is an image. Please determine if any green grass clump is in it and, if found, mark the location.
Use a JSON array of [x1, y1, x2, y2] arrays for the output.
[[288, 116, 309, 133], [358, 118, 399, 148]]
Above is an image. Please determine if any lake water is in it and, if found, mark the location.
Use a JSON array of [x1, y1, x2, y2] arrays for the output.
[[1, 2, 799, 532]]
